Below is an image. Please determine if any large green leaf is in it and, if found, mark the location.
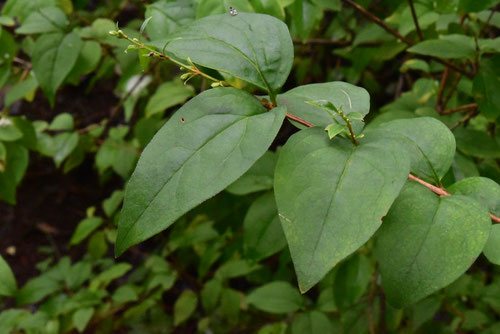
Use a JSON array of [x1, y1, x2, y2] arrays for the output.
[[144, 0, 195, 41], [15, 6, 68, 34], [454, 128, 500, 159], [145, 80, 194, 117], [376, 182, 491, 308], [116, 88, 285, 255], [373, 117, 456, 183], [274, 127, 410, 292], [408, 35, 476, 59], [32, 31, 83, 105], [277, 82, 369, 130], [162, 13, 293, 93], [243, 191, 287, 261]]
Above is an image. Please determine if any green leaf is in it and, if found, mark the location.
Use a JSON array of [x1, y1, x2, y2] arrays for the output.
[[333, 254, 373, 309], [275, 127, 410, 292], [201, 279, 222, 311], [112, 285, 138, 303], [291, 311, 335, 334], [408, 35, 476, 59], [0, 118, 23, 141], [247, 281, 304, 314], [16, 6, 68, 34], [48, 113, 73, 131], [70, 217, 104, 245], [162, 13, 293, 93], [72, 307, 94, 333], [448, 177, 500, 216], [66, 40, 102, 82], [16, 275, 60, 305], [244, 192, 286, 261], [0, 143, 29, 204], [145, 0, 195, 41], [5, 74, 39, 108], [0, 255, 16, 297], [32, 31, 83, 105], [277, 82, 370, 131], [473, 55, 500, 120], [483, 225, 500, 265], [215, 259, 260, 280], [373, 117, 456, 183], [2, 0, 57, 21], [145, 80, 195, 117], [375, 182, 491, 308], [325, 123, 345, 139], [91, 263, 132, 289], [116, 88, 285, 256], [174, 290, 198, 326], [0, 29, 17, 89], [102, 190, 124, 217], [226, 150, 277, 195], [454, 128, 500, 159], [53, 132, 79, 167]]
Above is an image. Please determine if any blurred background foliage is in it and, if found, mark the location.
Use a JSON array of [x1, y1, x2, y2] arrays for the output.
[[0, 0, 499, 333]]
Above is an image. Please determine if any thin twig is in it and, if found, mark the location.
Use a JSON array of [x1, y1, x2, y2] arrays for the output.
[[408, 0, 423, 40], [293, 38, 351, 46], [342, 0, 412, 45], [285, 113, 314, 127], [442, 103, 477, 115]]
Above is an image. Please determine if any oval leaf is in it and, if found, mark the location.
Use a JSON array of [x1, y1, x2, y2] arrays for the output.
[[32, 31, 83, 105], [275, 127, 410, 292], [374, 117, 456, 183], [116, 88, 285, 255], [448, 177, 500, 216], [163, 13, 293, 93], [247, 281, 303, 314], [376, 182, 491, 308]]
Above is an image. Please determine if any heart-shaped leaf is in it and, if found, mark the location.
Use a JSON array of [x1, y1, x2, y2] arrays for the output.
[[376, 182, 491, 308], [275, 127, 410, 292], [116, 88, 285, 255]]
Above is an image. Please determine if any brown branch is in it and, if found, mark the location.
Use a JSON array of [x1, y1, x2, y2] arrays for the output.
[[284, 111, 500, 224], [342, 0, 474, 78], [342, 0, 412, 45], [285, 112, 314, 127], [408, 173, 449, 196], [408, 174, 500, 223], [293, 38, 351, 47], [442, 103, 477, 115], [408, 0, 423, 40]]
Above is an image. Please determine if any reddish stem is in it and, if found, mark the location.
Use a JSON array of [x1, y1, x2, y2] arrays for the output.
[[284, 111, 500, 224]]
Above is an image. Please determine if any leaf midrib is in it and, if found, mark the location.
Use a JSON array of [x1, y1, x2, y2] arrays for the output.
[[118, 113, 253, 247]]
